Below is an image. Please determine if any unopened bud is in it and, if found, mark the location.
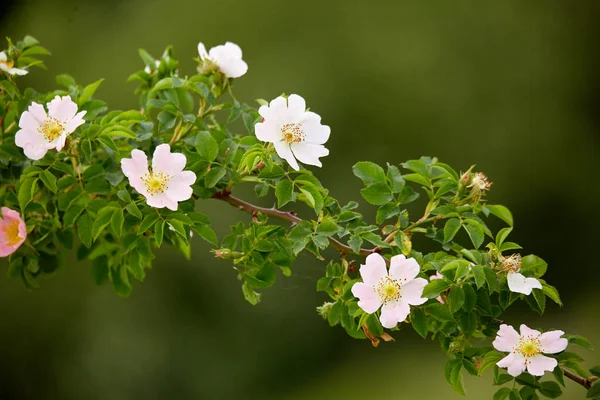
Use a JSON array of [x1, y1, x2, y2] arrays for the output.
[[316, 302, 334, 319]]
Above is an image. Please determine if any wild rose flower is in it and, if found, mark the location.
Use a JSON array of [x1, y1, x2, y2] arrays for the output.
[[500, 254, 542, 295], [468, 172, 492, 191], [430, 271, 445, 304], [494, 323, 567, 377], [351, 253, 428, 329], [0, 51, 27, 76], [254, 94, 330, 171], [0, 207, 26, 257], [197, 42, 248, 78], [121, 144, 196, 211], [15, 96, 86, 160]]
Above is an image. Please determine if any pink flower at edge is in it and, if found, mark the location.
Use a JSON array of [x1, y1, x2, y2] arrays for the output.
[[351, 253, 428, 329], [430, 271, 445, 304], [0, 207, 27, 257], [493, 323, 568, 377]]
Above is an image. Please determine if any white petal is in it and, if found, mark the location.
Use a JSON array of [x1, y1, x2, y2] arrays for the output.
[[152, 144, 186, 176], [507, 272, 541, 295], [379, 301, 410, 329], [273, 141, 299, 171], [302, 111, 331, 144], [527, 355, 557, 376], [0, 64, 8, 72], [254, 121, 282, 143], [0, 52, 6, 61], [290, 142, 329, 167], [223, 42, 243, 58], [197, 42, 209, 59], [493, 324, 521, 352], [121, 149, 149, 193], [389, 255, 420, 283], [359, 253, 388, 286], [8, 67, 28, 76], [47, 96, 78, 121], [54, 134, 67, 151], [166, 171, 196, 202], [351, 282, 381, 314], [540, 330, 568, 354], [220, 59, 248, 78], [400, 277, 428, 305], [287, 94, 306, 116], [497, 353, 526, 377]]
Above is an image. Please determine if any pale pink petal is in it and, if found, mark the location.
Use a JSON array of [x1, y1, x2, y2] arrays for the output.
[[54, 134, 67, 152], [351, 282, 381, 314], [359, 253, 388, 285], [273, 141, 299, 171], [389, 255, 420, 283], [493, 324, 521, 352], [507, 271, 541, 295], [430, 271, 444, 281], [497, 352, 526, 377], [519, 324, 541, 339], [152, 144, 186, 176], [540, 330, 568, 354], [121, 149, 149, 192], [0, 207, 26, 257], [19, 111, 43, 132], [290, 142, 329, 167], [166, 171, 196, 202], [64, 110, 86, 134], [379, 301, 410, 329], [401, 277, 428, 305], [527, 355, 557, 376], [146, 192, 178, 211], [47, 96, 77, 121]]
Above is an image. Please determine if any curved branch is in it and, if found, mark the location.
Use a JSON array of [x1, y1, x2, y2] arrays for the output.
[[210, 190, 376, 256], [560, 366, 594, 390]]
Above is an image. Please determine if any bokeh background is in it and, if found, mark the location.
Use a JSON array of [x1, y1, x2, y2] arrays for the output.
[[1, 0, 600, 399]]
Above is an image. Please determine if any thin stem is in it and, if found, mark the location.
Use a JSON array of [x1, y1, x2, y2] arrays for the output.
[[560, 366, 594, 390], [210, 190, 376, 256]]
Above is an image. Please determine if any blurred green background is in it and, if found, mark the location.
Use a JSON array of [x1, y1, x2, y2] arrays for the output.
[[1, 0, 600, 399]]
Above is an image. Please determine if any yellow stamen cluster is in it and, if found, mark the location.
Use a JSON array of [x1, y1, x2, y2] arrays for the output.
[[281, 123, 305, 144], [2, 219, 22, 246], [468, 172, 493, 191], [39, 117, 65, 141], [376, 277, 402, 304], [142, 171, 170, 195], [500, 253, 522, 273], [516, 336, 542, 358]]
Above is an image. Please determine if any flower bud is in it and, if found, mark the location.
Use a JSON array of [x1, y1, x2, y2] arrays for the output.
[[316, 302, 335, 319]]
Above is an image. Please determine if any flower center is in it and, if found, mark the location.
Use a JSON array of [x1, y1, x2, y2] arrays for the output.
[[281, 123, 304, 144], [0, 59, 14, 70], [39, 117, 65, 141], [376, 277, 402, 304], [142, 171, 169, 195], [2, 220, 22, 246], [500, 254, 521, 273], [516, 337, 541, 358]]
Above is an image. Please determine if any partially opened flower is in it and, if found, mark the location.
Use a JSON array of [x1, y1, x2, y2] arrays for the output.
[[468, 172, 492, 191], [15, 96, 86, 160], [494, 323, 567, 377], [500, 254, 542, 295], [121, 144, 196, 211], [351, 253, 428, 329], [430, 271, 445, 304], [254, 94, 330, 171], [0, 51, 27, 76], [198, 42, 247, 78], [0, 207, 26, 257]]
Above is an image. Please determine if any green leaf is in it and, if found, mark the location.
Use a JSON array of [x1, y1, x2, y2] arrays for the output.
[[423, 279, 450, 299], [376, 203, 400, 225], [542, 283, 562, 306], [194, 224, 218, 245], [444, 359, 465, 395], [316, 217, 339, 236], [472, 265, 485, 289], [552, 365, 565, 387], [111, 208, 124, 237], [532, 288, 546, 313], [126, 202, 143, 219], [204, 167, 226, 188], [538, 381, 562, 398], [83, 164, 104, 181], [521, 255, 547, 278], [155, 220, 165, 247], [360, 182, 393, 205], [241, 281, 261, 305], [487, 204, 514, 226], [275, 180, 294, 207], [348, 236, 363, 254], [483, 266, 497, 293], [40, 170, 57, 193], [78, 79, 104, 104], [444, 218, 462, 243], [590, 366, 600, 376], [56, 74, 76, 88], [479, 351, 504, 375], [195, 131, 219, 161], [18, 178, 37, 212], [138, 213, 160, 234], [448, 286, 465, 313], [403, 173, 431, 187], [566, 335, 594, 351], [496, 227, 513, 246], [426, 303, 454, 322], [464, 222, 484, 249], [352, 161, 386, 184], [494, 388, 512, 400], [387, 165, 405, 193], [92, 207, 116, 240], [63, 203, 85, 227], [588, 381, 600, 398], [411, 308, 427, 338], [77, 213, 93, 248]]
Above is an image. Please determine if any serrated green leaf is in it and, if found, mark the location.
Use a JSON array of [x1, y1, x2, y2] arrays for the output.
[[444, 218, 461, 243], [111, 208, 124, 237], [79, 79, 104, 104], [352, 161, 386, 184], [487, 204, 514, 226], [40, 170, 57, 193], [360, 182, 393, 205], [195, 131, 219, 161], [275, 180, 293, 207]]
